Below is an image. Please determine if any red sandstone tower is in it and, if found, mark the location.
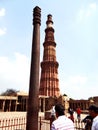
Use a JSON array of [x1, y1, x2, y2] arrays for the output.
[[39, 14, 60, 97]]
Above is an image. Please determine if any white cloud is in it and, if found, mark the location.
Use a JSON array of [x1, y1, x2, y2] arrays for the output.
[[0, 8, 5, 17], [0, 28, 6, 36], [89, 3, 97, 10], [77, 2, 97, 22], [60, 75, 88, 99], [0, 53, 30, 93], [60, 75, 87, 87], [60, 74, 98, 99], [0, 8, 6, 36], [68, 75, 87, 85], [78, 9, 84, 21], [86, 3, 97, 17]]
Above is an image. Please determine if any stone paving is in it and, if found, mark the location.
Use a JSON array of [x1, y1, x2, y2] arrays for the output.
[[0, 112, 26, 119]]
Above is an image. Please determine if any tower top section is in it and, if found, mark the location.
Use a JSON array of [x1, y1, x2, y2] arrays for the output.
[[46, 14, 53, 28], [33, 6, 41, 25]]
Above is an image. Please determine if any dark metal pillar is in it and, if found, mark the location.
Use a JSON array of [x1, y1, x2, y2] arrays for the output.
[[26, 6, 41, 130]]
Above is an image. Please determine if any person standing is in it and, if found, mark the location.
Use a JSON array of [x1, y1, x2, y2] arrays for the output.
[[88, 104, 98, 130], [51, 103, 74, 130], [76, 106, 81, 122], [68, 109, 74, 123], [82, 115, 93, 130], [50, 106, 56, 128]]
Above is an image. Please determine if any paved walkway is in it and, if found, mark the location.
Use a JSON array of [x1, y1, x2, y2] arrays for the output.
[[0, 111, 87, 119], [0, 112, 26, 119]]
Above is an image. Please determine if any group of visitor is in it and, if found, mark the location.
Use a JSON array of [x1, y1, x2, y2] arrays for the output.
[[50, 103, 98, 130]]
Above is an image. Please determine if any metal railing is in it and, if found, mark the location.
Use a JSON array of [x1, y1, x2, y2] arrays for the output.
[[0, 116, 85, 130], [0, 117, 26, 130], [74, 120, 85, 130]]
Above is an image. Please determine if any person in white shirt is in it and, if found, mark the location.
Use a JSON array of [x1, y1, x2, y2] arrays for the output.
[[51, 103, 74, 130], [88, 105, 98, 130]]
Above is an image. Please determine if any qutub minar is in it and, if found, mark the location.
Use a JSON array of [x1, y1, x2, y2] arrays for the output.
[[39, 14, 60, 97]]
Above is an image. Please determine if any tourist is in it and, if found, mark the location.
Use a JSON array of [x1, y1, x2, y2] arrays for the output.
[[68, 108, 74, 122], [50, 106, 56, 127], [82, 115, 93, 130], [88, 104, 98, 130], [51, 103, 74, 130], [76, 106, 81, 122]]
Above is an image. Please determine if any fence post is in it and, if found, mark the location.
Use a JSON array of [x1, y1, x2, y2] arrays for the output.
[[39, 116, 41, 130]]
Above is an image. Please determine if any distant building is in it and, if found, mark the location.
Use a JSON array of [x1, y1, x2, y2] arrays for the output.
[[69, 99, 91, 111], [0, 91, 97, 112], [0, 91, 28, 112]]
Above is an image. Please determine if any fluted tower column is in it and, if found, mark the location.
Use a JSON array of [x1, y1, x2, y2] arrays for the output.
[[26, 6, 41, 130], [39, 14, 60, 97]]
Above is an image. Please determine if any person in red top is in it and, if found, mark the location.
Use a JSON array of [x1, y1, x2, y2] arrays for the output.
[[76, 106, 81, 122]]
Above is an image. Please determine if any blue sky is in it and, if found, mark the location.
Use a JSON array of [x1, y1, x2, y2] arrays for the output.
[[0, 0, 98, 99]]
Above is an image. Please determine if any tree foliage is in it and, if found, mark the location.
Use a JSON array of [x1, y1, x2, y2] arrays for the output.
[[1, 89, 18, 96]]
